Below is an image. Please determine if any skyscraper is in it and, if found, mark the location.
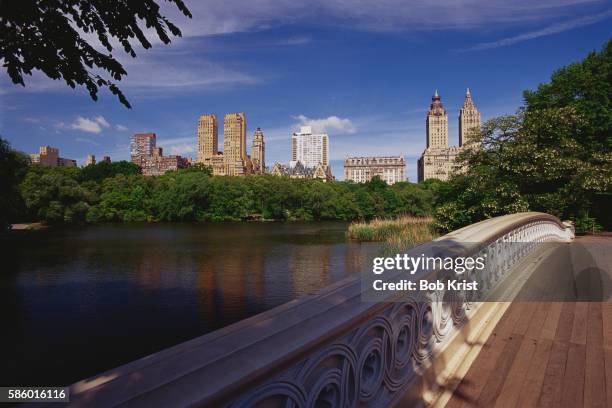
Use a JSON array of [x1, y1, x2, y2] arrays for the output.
[[131, 133, 156, 159], [426, 89, 449, 148], [459, 88, 481, 147], [418, 90, 480, 182], [251, 127, 265, 174], [291, 126, 329, 168], [130, 133, 187, 176], [223, 113, 247, 176], [85, 154, 96, 166], [197, 114, 218, 165]]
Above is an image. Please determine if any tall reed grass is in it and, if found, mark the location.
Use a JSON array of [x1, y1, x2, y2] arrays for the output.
[[347, 216, 437, 251]]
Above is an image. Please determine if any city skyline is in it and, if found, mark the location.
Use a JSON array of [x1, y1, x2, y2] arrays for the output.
[[1, 0, 610, 180]]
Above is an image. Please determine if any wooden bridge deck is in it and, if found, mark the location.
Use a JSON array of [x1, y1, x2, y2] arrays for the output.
[[446, 237, 612, 408]]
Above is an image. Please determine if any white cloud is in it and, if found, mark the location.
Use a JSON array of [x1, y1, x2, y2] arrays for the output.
[[54, 115, 112, 134], [68, 116, 110, 134], [293, 115, 356, 134], [157, 136, 196, 157], [119, 59, 259, 93], [116, 124, 128, 131], [170, 0, 601, 36], [460, 10, 612, 51], [94, 115, 110, 128]]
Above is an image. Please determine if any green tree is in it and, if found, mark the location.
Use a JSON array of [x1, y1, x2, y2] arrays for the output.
[[86, 174, 153, 222], [435, 40, 612, 232], [1, 0, 191, 108], [79, 160, 141, 183], [20, 166, 94, 224], [0, 137, 29, 229]]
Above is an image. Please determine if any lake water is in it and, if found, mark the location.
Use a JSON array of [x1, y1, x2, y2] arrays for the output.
[[0, 222, 380, 386]]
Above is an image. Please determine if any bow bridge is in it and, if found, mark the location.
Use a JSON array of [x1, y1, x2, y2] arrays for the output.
[[54, 212, 611, 407]]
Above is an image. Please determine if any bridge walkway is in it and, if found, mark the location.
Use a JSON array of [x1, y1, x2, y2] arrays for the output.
[[445, 236, 612, 408]]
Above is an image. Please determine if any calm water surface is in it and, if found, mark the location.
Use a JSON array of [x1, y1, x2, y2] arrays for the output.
[[0, 222, 380, 386]]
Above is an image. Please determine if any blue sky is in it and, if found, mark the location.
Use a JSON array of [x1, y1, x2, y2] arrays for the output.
[[1, 0, 611, 181]]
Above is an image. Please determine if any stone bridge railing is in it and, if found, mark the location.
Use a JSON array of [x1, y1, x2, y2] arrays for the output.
[[63, 212, 573, 408]]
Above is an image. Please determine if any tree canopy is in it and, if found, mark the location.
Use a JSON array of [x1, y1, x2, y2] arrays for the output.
[[0, 0, 191, 108], [7, 155, 442, 226], [435, 40, 612, 233], [0, 137, 29, 229]]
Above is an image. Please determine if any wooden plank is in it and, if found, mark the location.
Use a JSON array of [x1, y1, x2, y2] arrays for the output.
[[570, 302, 588, 345], [475, 334, 523, 407], [538, 341, 569, 407], [561, 343, 586, 408], [493, 332, 539, 408], [512, 302, 538, 335], [605, 348, 612, 408], [555, 302, 576, 343], [516, 339, 554, 408], [445, 303, 528, 408], [541, 302, 563, 341], [602, 302, 612, 350], [584, 302, 606, 408], [524, 302, 549, 340]]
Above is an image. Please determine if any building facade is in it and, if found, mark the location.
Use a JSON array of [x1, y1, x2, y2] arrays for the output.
[[344, 156, 406, 185], [223, 113, 247, 176], [426, 89, 449, 149], [417, 147, 462, 181], [459, 88, 481, 147], [130, 133, 188, 176], [418, 90, 481, 182], [197, 114, 218, 165], [131, 133, 156, 158], [251, 127, 265, 174], [29, 146, 76, 167], [134, 154, 189, 176], [270, 161, 333, 182], [291, 126, 329, 169], [85, 154, 96, 166]]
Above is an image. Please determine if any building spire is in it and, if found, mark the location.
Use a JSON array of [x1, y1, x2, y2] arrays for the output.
[[434, 89, 439, 98], [466, 87, 471, 97]]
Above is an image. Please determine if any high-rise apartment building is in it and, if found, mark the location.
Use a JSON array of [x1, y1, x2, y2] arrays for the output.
[[85, 154, 96, 166], [344, 156, 406, 185], [131, 133, 156, 159], [418, 89, 481, 182], [130, 133, 187, 176], [459, 88, 481, 147], [426, 89, 449, 149], [223, 113, 247, 176], [291, 126, 329, 168], [251, 127, 265, 174], [197, 114, 218, 165]]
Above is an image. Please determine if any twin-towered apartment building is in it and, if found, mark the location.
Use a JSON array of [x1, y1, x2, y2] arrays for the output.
[[196, 113, 265, 176], [344, 89, 481, 184], [416, 89, 481, 181]]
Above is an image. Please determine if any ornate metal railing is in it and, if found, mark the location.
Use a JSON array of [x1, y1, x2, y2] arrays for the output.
[[63, 212, 573, 408]]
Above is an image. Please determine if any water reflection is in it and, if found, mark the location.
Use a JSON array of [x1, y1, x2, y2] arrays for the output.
[[0, 222, 380, 386]]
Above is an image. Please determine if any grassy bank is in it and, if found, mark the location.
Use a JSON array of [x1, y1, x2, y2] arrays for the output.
[[347, 216, 438, 250]]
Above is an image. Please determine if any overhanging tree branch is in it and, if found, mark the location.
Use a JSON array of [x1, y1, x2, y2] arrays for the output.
[[0, 0, 192, 108]]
